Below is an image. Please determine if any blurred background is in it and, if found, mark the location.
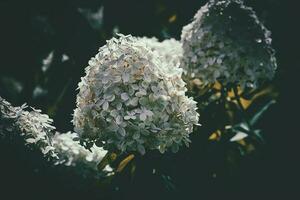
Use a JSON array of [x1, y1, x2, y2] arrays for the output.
[[0, 0, 298, 199]]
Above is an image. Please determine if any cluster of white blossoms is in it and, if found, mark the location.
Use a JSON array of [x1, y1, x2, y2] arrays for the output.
[[181, 0, 277, 88], [0, 97, 109, 174], [0, 96, 57, 158], [0, 0, 279, 183], [52, 132, 107, 169], [139, 37, 183, 68], [73, 34, 199, 154]]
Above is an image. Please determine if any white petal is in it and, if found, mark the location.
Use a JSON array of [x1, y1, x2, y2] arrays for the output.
[[140, 113, 147, 121], [26, 138, 36, 143], [116, 115, 123, 125], [118, 127, 126, 136], [135, 89, 147, 97], [146, 110, 153, 116], [102, 101, 109, 110], [131, 84, 139, 90], [124, 116, 131, 120], [230, 132, 248, 142], [122, 73, 130, 83], [130, 97, 139, 106], [116, 103, 122, 110], [42, 146, 54, 154], [121, 93, 129, 101], [86, 154, 94, 162], [106, 94, 115, 102]]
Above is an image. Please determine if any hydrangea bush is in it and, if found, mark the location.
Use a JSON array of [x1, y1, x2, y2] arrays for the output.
[[181, 0, 277, 88], [0, 0, 278, 186], [73, 34, 199, 154]]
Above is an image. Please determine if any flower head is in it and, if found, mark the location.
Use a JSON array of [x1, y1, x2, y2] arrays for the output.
[[52, 132, 108, 170], [0, 97, 109, 176], [73, 34, 199, 154], [0, 97, 57, 158], [181, 0, 277, 88]]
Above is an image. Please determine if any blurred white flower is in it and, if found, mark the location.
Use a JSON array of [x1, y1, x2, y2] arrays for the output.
[[62, 54, 69, 62], [41, 51, 54, 72], [78, 6, 104, 30], [52, 132, 108, 170], [139, 37, 183, 68], [181, 0, 277, 88], [73, 34, 199, 154], [33, 85, 48, 99]]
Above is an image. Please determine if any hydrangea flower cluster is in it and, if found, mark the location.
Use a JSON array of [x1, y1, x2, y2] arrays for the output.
[[0, 97, 108, 174], [139, 37, 183, 67], [52, 132, 108, 169], [180, 0, 277, 88], [73, 34, 199, 154], [0, 96, 57, 158]]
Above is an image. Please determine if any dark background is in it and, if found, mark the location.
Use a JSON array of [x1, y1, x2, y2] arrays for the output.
[[0, 0, 298, 199]]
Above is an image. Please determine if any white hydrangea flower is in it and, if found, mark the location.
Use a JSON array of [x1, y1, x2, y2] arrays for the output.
[[18, 109, 57, 156], [139, 37, 183, 68], [181, 0, 277, 88], [52, 132, 108, 170], [0, 97, 57, 158], [0, 97, 109, 175], [73, 34, 199, 154]]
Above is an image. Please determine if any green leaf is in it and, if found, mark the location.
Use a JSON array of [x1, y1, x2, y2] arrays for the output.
[[254, 129, 264, 143], [250, 100, 276, 125]]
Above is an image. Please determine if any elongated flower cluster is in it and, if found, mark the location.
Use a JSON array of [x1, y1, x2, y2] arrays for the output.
[[73, 34, 199, 154], [0, 96, 57, 158], [181, 0, 277, 88], [52, 132, 107, 169], [0, 97, 108, 175], [139, 37, 183, 67]]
